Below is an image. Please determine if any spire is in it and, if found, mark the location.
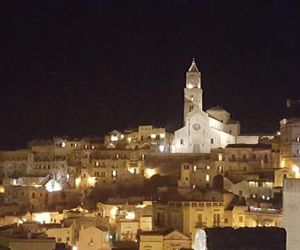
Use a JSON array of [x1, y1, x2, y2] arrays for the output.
[[188, 57, 199, 72]]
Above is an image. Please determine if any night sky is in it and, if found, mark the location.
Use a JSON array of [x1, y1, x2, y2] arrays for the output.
[[0, 0, 299, 149]]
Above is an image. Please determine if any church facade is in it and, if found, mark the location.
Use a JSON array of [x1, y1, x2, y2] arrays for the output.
[[172, 59, 240, 153]]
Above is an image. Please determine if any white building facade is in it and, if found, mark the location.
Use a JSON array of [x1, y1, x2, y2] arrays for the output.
[[172, 59, 240, 153]]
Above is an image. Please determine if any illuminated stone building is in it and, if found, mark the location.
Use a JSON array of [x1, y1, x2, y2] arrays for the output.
[[4, 185, 48, 211], [45, 222, 76, 246], [139, 229, 192, 250], [275, 118, 300, 186], [104, 125, 174, 152], [78, 226, 111, 250], [283, 178, 300, 250], [153, 190, 233, 241], [177, 158, 223, 192], [222, 144, 278, 174], [77, 158, 145, 189], [172, 59, 240, 153]]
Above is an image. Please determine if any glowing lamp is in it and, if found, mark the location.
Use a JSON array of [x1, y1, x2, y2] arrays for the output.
[[159, 145, 165, 152], [45, 180, 62, 192]]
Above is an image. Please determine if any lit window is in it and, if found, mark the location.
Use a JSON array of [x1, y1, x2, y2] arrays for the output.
[[61, 142, 66, 148], [193, 165, 197, 172], [95, 161, 99, 167], [111, 135, 118, 141], [160, 133, 165, 139], [296, 137, 300, 142], [205, 174, 210, 182], [112, 170, 117, 177], [150, 134, 156, 139], [218, 154, 223, 161], [206, 166, 210, 170], [91, 145, 95, 149]]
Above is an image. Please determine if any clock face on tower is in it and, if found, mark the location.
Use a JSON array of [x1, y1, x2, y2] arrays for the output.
[[192, 123, 201, 131]]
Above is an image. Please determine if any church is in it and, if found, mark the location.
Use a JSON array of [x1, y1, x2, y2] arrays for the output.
[[172, 59, 240, 153]]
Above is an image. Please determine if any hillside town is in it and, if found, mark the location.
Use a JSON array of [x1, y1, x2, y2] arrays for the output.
[[0, 60, 298, 250]]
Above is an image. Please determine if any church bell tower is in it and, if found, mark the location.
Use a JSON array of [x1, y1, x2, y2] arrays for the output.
[[184, 58, 203, 125]]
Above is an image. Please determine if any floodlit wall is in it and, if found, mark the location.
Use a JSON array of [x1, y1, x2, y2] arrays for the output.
[[283, 178, 300, 250]]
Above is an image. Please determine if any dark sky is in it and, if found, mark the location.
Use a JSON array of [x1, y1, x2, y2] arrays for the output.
[[0, 0, 299, 149]]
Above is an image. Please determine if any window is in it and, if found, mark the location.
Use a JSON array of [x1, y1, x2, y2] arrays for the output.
[[239, 216, 244, 223], [297, 149, 300, 155], [197, 213, 203, 224], [211, 138, 214, 144], [184, 165, 189, 170], [95, 161, 99, 167], [189, 105, 194, 112], [157, 212, 165, 225], [180, 139, 184, 145], [193, 165, 197, 172], [218, 166, 223, 173], [205, 174, 210, 182], [213, 213, 220, 226], [57, 238, 62, 243], [88, 238, 94, 246], [32, 192, 35, 198], [296, 137, 300, 142], [218, 154, 223, 161]]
